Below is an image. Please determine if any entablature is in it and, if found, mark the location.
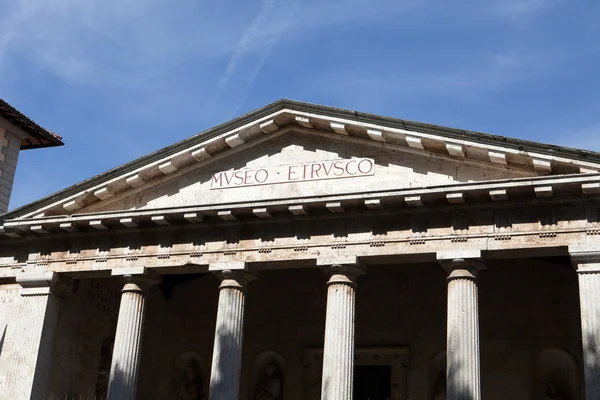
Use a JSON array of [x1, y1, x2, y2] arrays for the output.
[[1, 198, 599, 279], [1, 172, 600, 239]]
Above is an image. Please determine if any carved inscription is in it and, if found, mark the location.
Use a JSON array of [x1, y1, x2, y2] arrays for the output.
[[86, 281, 119, 321], [210, 158, 375, 189]]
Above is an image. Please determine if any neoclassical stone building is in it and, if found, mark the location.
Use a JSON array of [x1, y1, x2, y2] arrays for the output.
[[1, 99, 600, 400]]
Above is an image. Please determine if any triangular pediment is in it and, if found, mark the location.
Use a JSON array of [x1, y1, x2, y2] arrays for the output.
[[4, 99, 600, 224], [86, 131, 533, 213]]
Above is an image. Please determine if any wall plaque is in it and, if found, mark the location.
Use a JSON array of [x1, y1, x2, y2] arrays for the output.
[[210, 158, 375, 189]]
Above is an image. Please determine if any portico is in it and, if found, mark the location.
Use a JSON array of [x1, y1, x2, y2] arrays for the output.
[[1, 99, 600, 399]]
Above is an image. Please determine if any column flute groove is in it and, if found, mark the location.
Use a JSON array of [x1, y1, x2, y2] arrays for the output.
[[5, 272, 66, 400], [577, 270, 600, 399], [320, 261, 365, 400], [107, 270, 160, 400], [570, 245, 600, 399], [438, 252, 485, 400], [208, 264, 256, 400]]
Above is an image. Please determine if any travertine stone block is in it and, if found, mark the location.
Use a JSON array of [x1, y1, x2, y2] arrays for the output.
[[107, 269, 161, 400], [438, 251, 485, 400], [208, 264, 256, 400], [5, 272, 67, 400], [570, 245, 600, 400], [319, 261, 365, 400]]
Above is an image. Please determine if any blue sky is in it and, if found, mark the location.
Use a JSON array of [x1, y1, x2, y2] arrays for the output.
[[1, 0, 599, 209]]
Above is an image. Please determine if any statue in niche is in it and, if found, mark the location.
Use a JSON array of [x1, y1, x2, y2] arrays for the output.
[[254, 362, 283, 400], [544, 381, 567, 400], [178, 361, 202, 400]]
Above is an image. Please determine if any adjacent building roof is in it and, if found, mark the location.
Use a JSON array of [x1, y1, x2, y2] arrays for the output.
[[0, 99, 64, 149]]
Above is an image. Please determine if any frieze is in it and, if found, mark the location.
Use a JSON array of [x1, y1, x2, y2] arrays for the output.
[[0, 226, 594, 277], [0, 202, 598, 277]]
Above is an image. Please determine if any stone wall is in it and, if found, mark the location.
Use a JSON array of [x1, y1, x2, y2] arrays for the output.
[[45, 278, 121, 398], [0, 277, 120, 398], [0, 282, 22, 393]]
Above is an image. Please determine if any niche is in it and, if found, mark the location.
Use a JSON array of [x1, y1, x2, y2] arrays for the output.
[[250, 350, 285, 400], [170, 351, 207, 400], [533, 348, 579, 400]]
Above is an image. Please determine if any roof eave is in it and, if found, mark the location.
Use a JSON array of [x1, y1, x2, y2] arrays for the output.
[[0, 99, 64, 149], [3, 98, 599, 220]]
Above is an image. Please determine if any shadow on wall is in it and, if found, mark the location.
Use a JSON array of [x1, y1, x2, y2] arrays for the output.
[[0, 324, 5, 356], [44, 361, 126, 399], [582, 332, 599, 400], [445, 360, 474, 400], [206, 323, 241, 399], [93, 337, 115, 400], [108, 362, 127, 399], [82, 321, 234, 399], [533, 347, 579, 400]]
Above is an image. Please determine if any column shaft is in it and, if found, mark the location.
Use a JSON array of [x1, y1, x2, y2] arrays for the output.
[[446, 271, 481, 400], [321, 275, 357, 399], [5, 290, 60, 399], [107, 274, 156, 400], [208, 278, 246, 400], [207, 263, 256, 400], [318, 261, 364, 400], [578, 271, 600, 399]]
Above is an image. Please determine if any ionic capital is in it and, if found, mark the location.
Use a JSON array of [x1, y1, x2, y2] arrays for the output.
[[16, 271, 71, 297], [317, 256, 366, 286], [111, 267, 162, 294], [209, 261, 257, 289], [437, 249, 486, 280]]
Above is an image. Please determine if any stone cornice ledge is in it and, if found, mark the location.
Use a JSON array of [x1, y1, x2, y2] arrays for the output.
[[2, 172, 600, 239], [15, 271, 71, 296], [569, 243, 600, 272], [6, 103, 600, 221]]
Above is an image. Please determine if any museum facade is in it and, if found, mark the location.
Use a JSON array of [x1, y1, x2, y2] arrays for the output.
[[1, 99, 600, 399]]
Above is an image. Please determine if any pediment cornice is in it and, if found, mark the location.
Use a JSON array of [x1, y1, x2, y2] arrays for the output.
[[4, 99, 600, 224], [1, 171, 599, 239]]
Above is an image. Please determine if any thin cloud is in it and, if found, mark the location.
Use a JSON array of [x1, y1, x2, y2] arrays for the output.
[[320, 49, 561, 107], [492, 0, 557, 19], [219, 0, 279, 91], [0, 0, 246, 88], [218, 0, 423, 91], [216, 0, 422, 115], [215, 0, 302, 117]]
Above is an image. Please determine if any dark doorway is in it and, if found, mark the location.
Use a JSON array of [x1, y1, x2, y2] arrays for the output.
[[353, 365, 391, 400]]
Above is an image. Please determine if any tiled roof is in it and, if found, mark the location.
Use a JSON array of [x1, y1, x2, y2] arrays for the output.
[[0, 99, 63, 149]]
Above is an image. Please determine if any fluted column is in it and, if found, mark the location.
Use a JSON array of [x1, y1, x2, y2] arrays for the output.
[[570, 245, 600, 399], [438, 250, 485, 400], [318, 257, 365, 400], [208, 262, 256, 400], [107, 268, 161, 400], [5, 271, 68, 400]]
